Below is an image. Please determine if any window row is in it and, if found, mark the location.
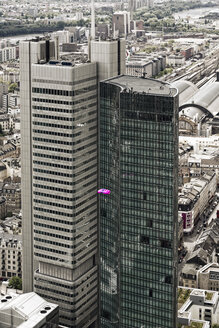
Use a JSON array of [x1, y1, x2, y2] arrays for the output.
[[34, 237, 73, 248], [33, 152, 73, 161], [32, 93, 96, 105], [34, 246, 72, 256], [32, 75, 96, 86], [33, 101, 97, 113], [34, 214, 75, 226], [32, 85, 96, 97], [33, 175, 74, 185], [34, 221, 73, 233], [33, 133, 97, 146], [33, 129, 81, 138]]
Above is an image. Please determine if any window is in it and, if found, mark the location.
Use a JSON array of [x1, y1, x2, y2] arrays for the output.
[[147, 220, 153, 228], [159, 239, 171, 249], [101, 208, 107, 217], [140, 235, 149, 244], [102, 309, 110, 320], [165, 276, 172, 284]]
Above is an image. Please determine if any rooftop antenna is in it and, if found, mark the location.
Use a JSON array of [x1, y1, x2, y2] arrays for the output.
[[91, 0, 95, 40]]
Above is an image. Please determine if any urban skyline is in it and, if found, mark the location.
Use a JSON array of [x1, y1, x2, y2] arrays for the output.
[[0, 0, 219, 327]]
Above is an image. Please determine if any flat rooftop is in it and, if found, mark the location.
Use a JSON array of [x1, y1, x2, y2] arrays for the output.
[[105, 75, 178, 97], [0, 292, 58, 328]]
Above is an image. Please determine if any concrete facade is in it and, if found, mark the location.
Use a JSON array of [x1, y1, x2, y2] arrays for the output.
[[112, 11, 130, 37], [20, 39, 58, 293], [20, 38, 99, 328], [90, 39, 125, 82], [32, 61, 98, 328]]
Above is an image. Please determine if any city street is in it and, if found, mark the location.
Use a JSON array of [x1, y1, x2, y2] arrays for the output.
[[178, 200, 219, 276]]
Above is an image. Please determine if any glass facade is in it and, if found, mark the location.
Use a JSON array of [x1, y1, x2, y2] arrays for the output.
[[99, 77, 179, 328]]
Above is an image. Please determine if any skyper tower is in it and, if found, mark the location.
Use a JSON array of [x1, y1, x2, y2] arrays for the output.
[[99, 76, 179, 328]]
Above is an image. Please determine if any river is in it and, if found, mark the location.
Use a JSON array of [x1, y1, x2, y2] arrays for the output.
[[1, 5, 219, 43], [173, 6, 219, 24], [0, 33, 45, 43]]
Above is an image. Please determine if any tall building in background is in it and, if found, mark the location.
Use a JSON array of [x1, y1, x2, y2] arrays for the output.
[[99, 76, 179, 328], [91, 39, 125, 82], [20, 37, 125, 328], [112, 12, 130, 38]]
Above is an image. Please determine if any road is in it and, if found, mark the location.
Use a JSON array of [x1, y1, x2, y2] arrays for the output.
[[178, 200, 219, 277]]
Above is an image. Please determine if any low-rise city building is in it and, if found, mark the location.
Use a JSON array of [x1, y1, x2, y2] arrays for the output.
[[0, 292, 59, 328], [0, 233, 22, 279], [167, 54, 185, 67], [126, 60, 153, 77], [179, 172, 217, 234], [2, 183, 21, 214], [178, 288, 219, 327], [181, 263, 199, 289], [198, 263, 219, 291], [0, 114, 14, 131], [0, 142, 17, 160], [0, 197, 6, 219], [0, 47, 16, 63]]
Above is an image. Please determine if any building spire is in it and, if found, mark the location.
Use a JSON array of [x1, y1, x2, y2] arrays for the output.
[[91, 0, 95, 40]]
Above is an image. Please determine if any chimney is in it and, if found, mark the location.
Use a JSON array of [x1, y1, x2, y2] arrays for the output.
[[91, 0, 95, 40]]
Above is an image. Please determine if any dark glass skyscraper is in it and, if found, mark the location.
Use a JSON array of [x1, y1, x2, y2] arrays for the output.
[[99, 76, 179, 328]]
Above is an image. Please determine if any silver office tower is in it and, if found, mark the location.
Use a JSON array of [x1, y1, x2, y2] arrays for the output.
[[20, 37, 125, 328], [20, 38, 98, 328], [99, 76, 179, 328]]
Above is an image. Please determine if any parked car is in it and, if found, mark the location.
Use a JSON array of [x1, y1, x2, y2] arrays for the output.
[[182, 249, 187, 257], [178, 257, 183, 263]]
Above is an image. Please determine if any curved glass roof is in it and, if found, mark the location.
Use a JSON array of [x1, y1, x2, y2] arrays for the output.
[[173, 80, 198, 107], [178, 80, 219, 121]]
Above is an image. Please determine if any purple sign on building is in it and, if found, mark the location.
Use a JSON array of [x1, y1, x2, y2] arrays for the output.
[[98, 189, 111, 195]]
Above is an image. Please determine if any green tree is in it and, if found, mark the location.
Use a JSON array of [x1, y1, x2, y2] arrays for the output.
[[56, 21, 65, 29], [8, 82, 17, 93], [8, 276, 22, 290]]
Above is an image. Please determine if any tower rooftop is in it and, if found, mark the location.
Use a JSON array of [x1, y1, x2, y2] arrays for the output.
[[104, 75, 178, 97]]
